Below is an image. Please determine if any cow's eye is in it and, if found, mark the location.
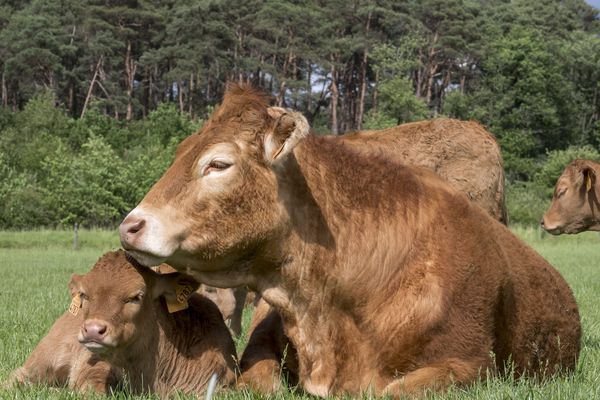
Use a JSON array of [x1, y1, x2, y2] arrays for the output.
[[127, 293, 144, 304], [556, 188, 567, 198], [203, 159, 232, 176]]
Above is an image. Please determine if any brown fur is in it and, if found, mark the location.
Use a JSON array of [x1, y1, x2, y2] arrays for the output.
[[339, 119, 507, 224], [8, 251, 237, 397], [121, 84, 581, 397], [542, 159, 600, 234], [6, 313, 120, 392], [198, 285, 247, 337], [155, 264, 247, 337], [238, 297, 298, 393]]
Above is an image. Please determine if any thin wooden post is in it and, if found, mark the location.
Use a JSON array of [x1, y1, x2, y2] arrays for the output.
[[73, 222, 79, 250]]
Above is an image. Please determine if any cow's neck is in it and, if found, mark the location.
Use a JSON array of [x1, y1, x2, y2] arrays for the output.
[[106, 316, 159, 394], [109, 302, 214, 396]]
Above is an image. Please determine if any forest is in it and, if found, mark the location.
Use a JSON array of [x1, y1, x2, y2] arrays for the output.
[[0, 0, 599, 228]]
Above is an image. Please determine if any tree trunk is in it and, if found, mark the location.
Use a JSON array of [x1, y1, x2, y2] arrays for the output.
[[81, 57, 103, 119], [68, 83, 74, 115], [124, 41, 137, 120], [188, 73, 194, 116], [356, 11, 371, 131], [372, 69, 379, 113], [415, 67, 423, 98], [1, 71, 7, 107], [356, 51, 368, 131], [306, 62, 312, 115], [425, 32, 439, 106], [178, 81, 184, 113], [330, 62, 339, 135]]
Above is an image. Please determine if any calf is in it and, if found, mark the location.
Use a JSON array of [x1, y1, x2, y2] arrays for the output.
[[120, 84, 580, 397], [542, 159, 600, 234], [7, 250, 237, 396]]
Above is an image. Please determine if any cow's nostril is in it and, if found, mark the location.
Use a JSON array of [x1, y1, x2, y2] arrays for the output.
[[540, 219, 545, 227], [127, 219, 146, 235], [83, 321, 108, 340]]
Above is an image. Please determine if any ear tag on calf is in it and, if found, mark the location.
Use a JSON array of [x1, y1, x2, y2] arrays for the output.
[[586, 175, 592, 192], [69, 293, 82, 316], [166, 279, 195, 313]]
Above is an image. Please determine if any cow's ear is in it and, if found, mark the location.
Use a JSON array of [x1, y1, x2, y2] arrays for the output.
[[582, 166, 596, 192], [264, 107, 310, 164], [151, 272, 200, 313], [68, 274, 82, 298]]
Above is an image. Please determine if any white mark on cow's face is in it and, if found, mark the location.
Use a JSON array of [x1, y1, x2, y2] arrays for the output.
[[196, 143, 241, 194], [121, 206, 186, 267]]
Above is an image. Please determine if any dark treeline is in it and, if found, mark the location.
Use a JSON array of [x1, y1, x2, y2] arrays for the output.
[[0, 0, 599, 228]]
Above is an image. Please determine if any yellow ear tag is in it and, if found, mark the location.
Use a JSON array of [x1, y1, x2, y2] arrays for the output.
[[166, 279, 195, 314], [69, 293, 82, 316], [586, 175, 592, 192]]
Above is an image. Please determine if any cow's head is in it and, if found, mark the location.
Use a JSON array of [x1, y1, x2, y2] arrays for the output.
[[69, 251, 199, 356], [119, 84, 309, 274], [541, 159, 600, 234]]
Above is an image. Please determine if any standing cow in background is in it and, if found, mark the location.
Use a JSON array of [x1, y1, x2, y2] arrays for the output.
[[541, 159, 600, 234], [337, 117, 507, 224], [120, 84, 579, 397]]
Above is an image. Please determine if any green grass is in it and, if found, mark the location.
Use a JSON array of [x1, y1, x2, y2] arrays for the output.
[[0, 228, 600, 399]]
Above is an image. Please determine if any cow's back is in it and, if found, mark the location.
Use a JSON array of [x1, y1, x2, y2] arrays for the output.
[[338, 118, 507, 223]]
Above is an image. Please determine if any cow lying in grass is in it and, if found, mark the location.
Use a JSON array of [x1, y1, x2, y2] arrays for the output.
[[7, 250, 237, 396], [120, 84, 581, 397], [541, 159, 600, 234]]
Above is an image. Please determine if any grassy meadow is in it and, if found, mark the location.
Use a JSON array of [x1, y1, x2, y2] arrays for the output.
[[0, 227, 599, 399]]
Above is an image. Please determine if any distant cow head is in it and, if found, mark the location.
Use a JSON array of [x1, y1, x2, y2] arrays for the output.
[[69, 251, 199, 356], [541, 159, 600, 234], [119, 85, 309, 274]]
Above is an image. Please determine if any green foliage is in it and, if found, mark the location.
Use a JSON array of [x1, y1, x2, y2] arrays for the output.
[[40, 135, 127, 226], [505, 181, 548, 226], [378, 77, 429, 123], [498, 131, 540, 182], [0, 0, 599, 226], [145, 103, 202, 145], [362, 110, 397, 130], [441, 91, 471, 120]]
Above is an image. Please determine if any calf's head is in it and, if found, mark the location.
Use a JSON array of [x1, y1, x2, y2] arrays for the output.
[[541, 159, 600, 234], [119, 85, 309, 272], [69, 251, 199, 355]]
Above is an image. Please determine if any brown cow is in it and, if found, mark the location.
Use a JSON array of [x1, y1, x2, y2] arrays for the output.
[[120, 84, 580, 397], [7, 251, 237, 396], [339, 118, 506, 223], [541, 159, 600, 234]]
